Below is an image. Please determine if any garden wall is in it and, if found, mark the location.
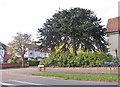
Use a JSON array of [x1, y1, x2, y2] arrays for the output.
[[45, 67, 120, 75], [0, 63, 29, 69]]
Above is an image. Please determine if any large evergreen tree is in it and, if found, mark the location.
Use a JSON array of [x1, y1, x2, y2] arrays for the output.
[[37, 8, 108, 56]]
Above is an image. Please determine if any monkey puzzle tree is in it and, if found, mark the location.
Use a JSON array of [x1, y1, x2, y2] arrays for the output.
[[37, 8, 108, 56]]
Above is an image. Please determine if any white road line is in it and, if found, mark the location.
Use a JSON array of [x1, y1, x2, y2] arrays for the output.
[[11, 80, 44, 85], [0, 82, 14, 85]]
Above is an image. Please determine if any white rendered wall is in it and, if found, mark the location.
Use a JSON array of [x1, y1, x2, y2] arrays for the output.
[[108, 32, 119, 57]]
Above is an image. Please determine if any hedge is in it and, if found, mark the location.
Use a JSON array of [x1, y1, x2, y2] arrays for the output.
[[40, 51, 113, 67], [27, 60, 39, 66]]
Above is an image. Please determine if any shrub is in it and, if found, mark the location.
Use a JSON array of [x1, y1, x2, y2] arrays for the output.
[[27, 60, 39, 66], [7, 55, 18, 64], [7, 59, 16, 64], [40, 51, 113, 67]]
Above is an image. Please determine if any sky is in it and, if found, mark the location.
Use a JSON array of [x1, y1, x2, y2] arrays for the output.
[[0, 0, 119, 44]]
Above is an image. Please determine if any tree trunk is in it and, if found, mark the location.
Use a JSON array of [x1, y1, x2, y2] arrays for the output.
[[72, 38, 77, 56], [21, 55, 25, 67], [73, 45, 77, 56]]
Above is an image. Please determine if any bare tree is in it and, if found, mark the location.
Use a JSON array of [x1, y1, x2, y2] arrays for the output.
[[8, 32, 32, 67]]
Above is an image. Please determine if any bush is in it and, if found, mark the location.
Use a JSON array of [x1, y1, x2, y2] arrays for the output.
[[40, 51, 113, 67], [27, 60, 39, 66], [7, 55, 18, 64], [7, 59, 16, 64]]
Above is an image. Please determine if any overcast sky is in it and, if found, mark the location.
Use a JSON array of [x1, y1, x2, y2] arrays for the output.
[[0, 0, 119, 44]]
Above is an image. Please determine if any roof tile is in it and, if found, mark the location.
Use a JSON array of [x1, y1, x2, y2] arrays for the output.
[[107, 17, 120, 32]]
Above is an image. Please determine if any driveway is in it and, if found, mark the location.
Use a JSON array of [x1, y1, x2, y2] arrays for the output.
[[0, 67, 119, 86]]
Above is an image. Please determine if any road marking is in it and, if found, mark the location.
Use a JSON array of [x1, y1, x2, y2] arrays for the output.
[[11, 80, 44, 85], [0, 82, 14, 85]]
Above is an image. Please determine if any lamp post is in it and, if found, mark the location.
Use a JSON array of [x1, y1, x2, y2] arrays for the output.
[[115, 49, 119, 64], [115, 49, 118, 58]]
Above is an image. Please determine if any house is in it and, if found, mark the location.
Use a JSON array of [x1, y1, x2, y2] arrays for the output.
[[0, 42, 11, 63], [107, 17, 120, 57], [24, 42, 50, 60]]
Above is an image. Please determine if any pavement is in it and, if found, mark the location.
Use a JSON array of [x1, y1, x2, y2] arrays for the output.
[[0, 67, 119, 87]]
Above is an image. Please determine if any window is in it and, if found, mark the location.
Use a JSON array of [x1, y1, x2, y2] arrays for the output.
[[30, 52, 32, 55]]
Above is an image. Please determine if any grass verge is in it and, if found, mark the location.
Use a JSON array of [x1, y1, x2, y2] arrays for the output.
[[32, 73, 119, 82]]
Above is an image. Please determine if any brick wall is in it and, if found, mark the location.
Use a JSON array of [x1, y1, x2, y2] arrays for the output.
[[0, 63, 29, 69], [46, 67, 119, 75]]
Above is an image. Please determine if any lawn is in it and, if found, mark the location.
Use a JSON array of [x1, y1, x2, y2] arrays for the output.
[[32, 73, 119, 82]]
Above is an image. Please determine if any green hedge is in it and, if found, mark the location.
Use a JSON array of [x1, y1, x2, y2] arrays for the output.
[[40, 51, 113, 67], [27, 60, 39, 66]]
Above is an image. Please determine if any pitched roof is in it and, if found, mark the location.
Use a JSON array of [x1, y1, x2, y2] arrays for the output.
[[0, 42, 11, 61], [26, 43, 39, 51], [107, 17, 120, 32], [26, 43, 50, 52], [0, 42, 7, 51]]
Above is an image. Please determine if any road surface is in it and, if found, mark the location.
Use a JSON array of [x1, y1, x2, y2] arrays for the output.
[[0, 67, 119, 87]]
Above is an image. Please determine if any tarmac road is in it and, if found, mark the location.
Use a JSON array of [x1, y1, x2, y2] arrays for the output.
[[0, 67, 119, 87]]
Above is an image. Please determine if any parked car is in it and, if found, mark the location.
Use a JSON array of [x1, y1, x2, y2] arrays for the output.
[[103, 62, 120, 67]]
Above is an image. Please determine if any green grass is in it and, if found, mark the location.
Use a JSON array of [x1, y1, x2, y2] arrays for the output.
[[32, 73, 119, 82]]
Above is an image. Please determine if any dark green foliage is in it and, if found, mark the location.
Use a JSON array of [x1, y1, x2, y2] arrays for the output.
[[40, 52, 113, 67], [37, 7, 108, 56], [27, 60, 39, 66]]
